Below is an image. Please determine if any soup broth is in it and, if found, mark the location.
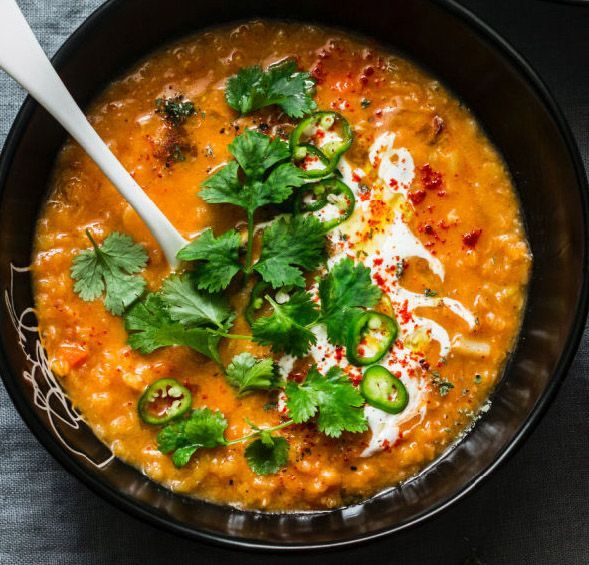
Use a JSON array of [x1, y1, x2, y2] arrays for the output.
[[33, 21, 531, 510]]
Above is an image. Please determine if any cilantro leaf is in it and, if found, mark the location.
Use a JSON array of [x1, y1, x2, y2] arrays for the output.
[[160, 274, 234, 330], [254, 215, 325, 288], [229, 130, 290, 178], [200, 131, 305, 214], [244, 434, 289, 475], [199, 161, 243, 206], [225, 60, 316, 118], [71, 231, 148, 316], [155, 95, 195, 126], [285, 366, 368, 437], [157, 408, 228, 468], [252, 291, 319, 357], [226, 353, 277, 396], [178, 228, 241, 292], [124, 294, 222, 362], [319, 258, 382, 344], [176, 229, 242, 292]]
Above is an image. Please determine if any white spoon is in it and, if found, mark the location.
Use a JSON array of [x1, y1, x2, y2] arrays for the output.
[[0, 0, 188, 268]]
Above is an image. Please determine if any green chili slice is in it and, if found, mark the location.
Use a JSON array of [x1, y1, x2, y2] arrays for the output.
[[290, 111, 353, 178], [346, 311, 398, 366], [361, 365, 409, 414], [138, 378, 192, 425], [294, 178, 355, 231], [291, 144, 333, 179]]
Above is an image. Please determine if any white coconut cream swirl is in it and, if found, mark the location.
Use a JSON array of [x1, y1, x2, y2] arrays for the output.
[[278, 132, 481, 456]]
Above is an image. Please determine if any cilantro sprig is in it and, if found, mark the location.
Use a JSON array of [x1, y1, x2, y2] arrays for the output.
[[197, 129, 308, 278], [225, 59, 317, 118], [124, 275, 236, 364], [285, 366, 368, 437], [156, 407, 293, 473], [178, 128, 322, 293], [71, 230, 148, 316]]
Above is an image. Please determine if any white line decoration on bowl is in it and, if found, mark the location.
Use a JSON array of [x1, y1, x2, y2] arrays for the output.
[[4, 263, 114, 469]]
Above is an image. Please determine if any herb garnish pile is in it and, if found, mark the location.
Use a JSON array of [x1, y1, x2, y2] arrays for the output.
[[70, 60, 399, 475]]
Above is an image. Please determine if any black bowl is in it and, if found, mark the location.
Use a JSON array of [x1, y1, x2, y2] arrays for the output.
[[0, 0, 587, 551]]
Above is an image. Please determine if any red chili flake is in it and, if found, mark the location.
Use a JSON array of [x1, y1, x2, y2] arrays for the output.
[[437, 190, 447, 197], [389, 178, 398, 189], [349, 372, 363, 386], [408, 190, 426, 205], [398, 300, 412, 324], [352, 172, 363, 183], [373, 257, 384, 266], [373, 272, 389, 292], [420, 164, 443, 190], [334, 346, 344, 362], [463, 229, 482, 248], [423, 224, 436, 236]]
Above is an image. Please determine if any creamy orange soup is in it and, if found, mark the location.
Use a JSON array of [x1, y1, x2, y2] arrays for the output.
[[32, 21, 531, 510]]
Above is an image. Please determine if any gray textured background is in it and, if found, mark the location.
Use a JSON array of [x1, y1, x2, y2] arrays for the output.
[[0, 1, 588, 563]]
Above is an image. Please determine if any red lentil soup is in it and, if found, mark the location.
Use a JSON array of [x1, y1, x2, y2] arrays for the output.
[[32, 21, 531, 510]]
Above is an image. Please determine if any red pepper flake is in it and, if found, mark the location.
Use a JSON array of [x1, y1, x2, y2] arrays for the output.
[[349, 372, 363, 386], [373, 257, 383, 267], [408, 190, 426, 205], [420, 164, 443, 190], [334, 346, 344, 362], [463, 228, 482, 248], [352, 172, 362, 183], [389, 178, 398, 189], [373, 272, 389, 292], [398, 300, 412, 324]]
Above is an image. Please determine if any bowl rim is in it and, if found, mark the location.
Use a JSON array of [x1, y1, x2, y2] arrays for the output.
[[0, 0, 588, 552]]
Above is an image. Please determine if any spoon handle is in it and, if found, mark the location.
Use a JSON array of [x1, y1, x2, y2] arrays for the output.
[[0, 0, 187, 267]]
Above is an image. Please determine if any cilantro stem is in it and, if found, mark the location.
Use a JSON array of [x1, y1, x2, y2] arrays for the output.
[[214, 331, 252, 341], [225, 419, 294, 445], [85, 229, 99, 250], [244, 210, 255, 276]]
